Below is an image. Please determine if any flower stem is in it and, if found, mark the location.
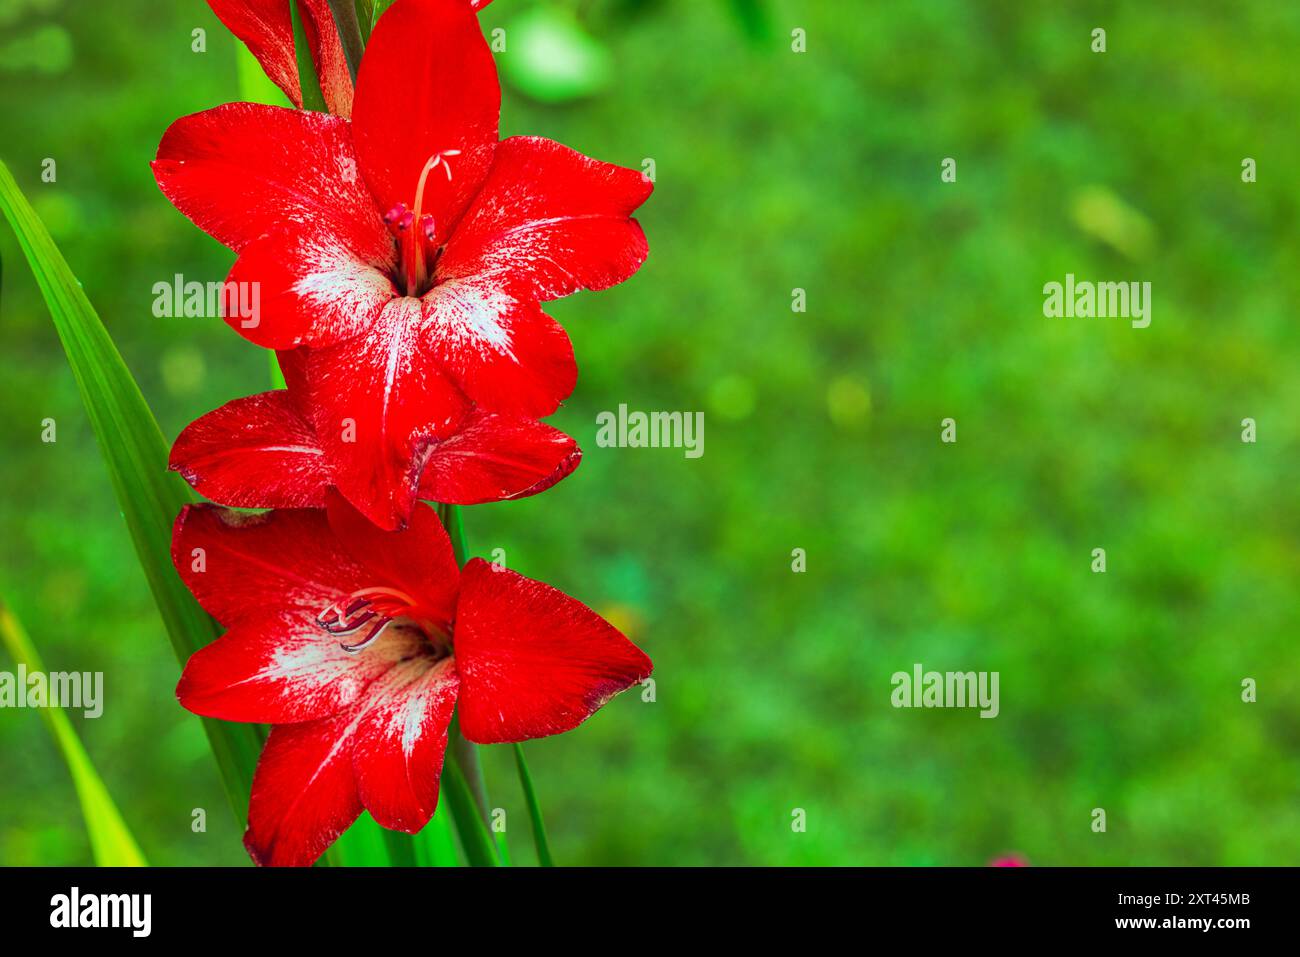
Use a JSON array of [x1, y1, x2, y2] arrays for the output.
[[450, 719, 491, 824], [441, 740, 499, 867], [512, 743, 555, 866], [326, 0, 365, 83], [435, 503, 500, 864], [380, 827, 419, 866], [438, 502, 469, 565], [290, 1, 329, 111]]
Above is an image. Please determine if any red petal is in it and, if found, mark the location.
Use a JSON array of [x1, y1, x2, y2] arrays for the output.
[[170, 390, 330, 509], [225, 227, 396, 349], [245, 711, 363, 866], [325, 494, 461, 627], [420, 284, 576, 418], [277, 347, 313, 417], [352, 0, 499, 249], [351, 657, 458, 832], [205, 0, 301, 108], [454, 559, 653, 744], [305, 297, 471, 530], [177, 612, 426, 724], [171, 504, 370, 628], [418, 409, 581, 504], [153, 103, 389, 258], [438, 136, 652, 302], [299, 0, 354, 118]]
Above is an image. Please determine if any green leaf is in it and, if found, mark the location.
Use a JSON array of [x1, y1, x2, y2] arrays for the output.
[[326, 0, 365, 82], [0, 600, 147, 866], [512, 743, 555, 866], [433, 505, 509, 867], [353, 0, 396, 43], [415, 800, 462, 866], [291, 0, 329, 112], [442, 743, 500, 867], [269, 351, 287, 389], [0, 159, 264, 823], [329, 815, 424, 867]]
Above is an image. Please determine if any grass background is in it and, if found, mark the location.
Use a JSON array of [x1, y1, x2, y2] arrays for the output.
[[2, 0, 1299, 865]]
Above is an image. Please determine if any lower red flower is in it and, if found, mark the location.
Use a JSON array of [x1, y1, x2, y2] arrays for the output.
[[172, 494, 651, 866]]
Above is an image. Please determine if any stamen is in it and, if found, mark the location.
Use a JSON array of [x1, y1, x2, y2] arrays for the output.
[[316, 587, 419, 653], [316, 595, 376, 635], [383, 202, 408, 225], [339, 617, 393, 654]]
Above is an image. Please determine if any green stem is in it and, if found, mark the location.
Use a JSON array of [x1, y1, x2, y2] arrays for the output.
[[438, 502, 470, 565], [435, 503, 495, 831], [291, 1, 329, 111], [512, 743, 555, 866], [380, 828, 419, 866], [451, 721, 491, 824], [442, 739, 499, 867], [327, 0, 365, 82], [436, 503, 553, 864]]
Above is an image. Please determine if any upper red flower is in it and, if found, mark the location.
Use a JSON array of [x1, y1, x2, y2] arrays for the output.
[[156, 0, 652, 526], [173, 494, 652, 867], [169, 349, 581, 518]]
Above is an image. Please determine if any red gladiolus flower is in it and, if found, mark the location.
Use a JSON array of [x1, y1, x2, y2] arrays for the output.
[[154, 0, 652, 528], [173, 494, 652, 867], [169, 350, 580, 516]]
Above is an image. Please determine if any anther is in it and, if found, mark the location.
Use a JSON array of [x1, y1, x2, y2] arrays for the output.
[[316, 587, 421, 652], [339, 617, 392, 654]]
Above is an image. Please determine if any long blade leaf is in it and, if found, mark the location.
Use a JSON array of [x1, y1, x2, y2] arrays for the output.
[[0, 160, 263, 821], [512, 743, 554, 866], [442, 748, 500, 867], [0, 600, 148, 866]]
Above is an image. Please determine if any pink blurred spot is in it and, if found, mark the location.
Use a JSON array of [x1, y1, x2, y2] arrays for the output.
[[990, 853, 1029, 867]]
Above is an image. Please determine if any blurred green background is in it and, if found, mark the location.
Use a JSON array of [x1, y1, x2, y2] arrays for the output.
[[2, 0, 1299, 866]]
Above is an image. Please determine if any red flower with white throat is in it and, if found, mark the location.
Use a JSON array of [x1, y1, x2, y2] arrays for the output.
[[155, 0, 652, 527], [173, 494, 652, 867]]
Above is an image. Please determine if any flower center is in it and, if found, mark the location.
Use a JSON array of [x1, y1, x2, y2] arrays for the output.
[[316, 586, 446, 655], [382, 149, 462, 297]]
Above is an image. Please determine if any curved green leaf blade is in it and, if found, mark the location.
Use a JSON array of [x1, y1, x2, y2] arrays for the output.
[[0, 159, 263, 822], [0, 600, 147, 866]]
